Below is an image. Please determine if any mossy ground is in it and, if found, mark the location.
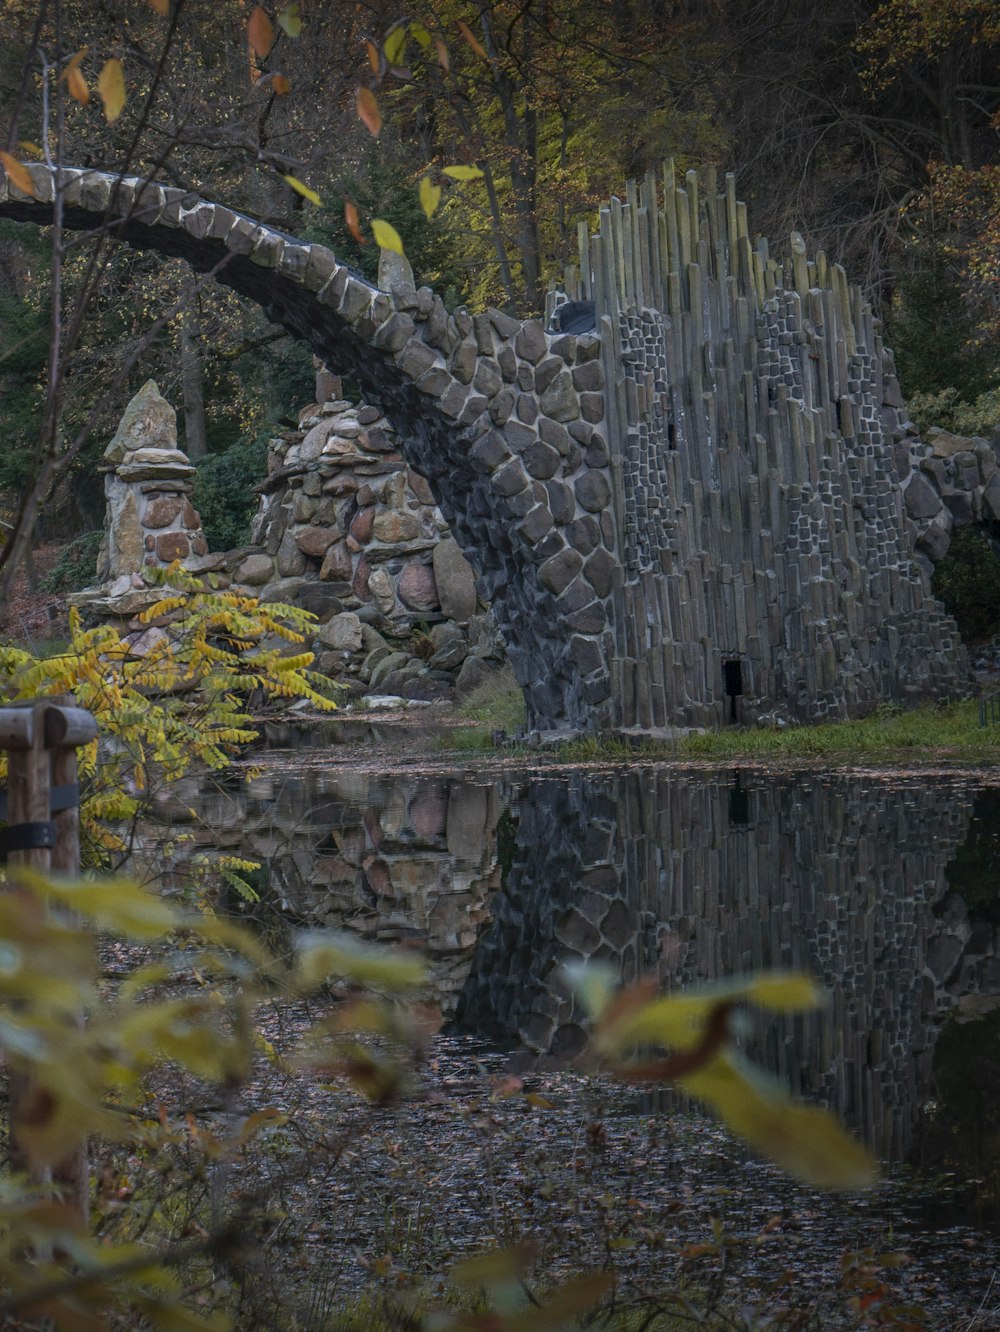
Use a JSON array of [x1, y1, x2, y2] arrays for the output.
[[452, 681, 1000, 765]]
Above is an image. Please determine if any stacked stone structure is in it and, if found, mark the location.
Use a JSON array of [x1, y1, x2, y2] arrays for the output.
[[1, 161, 972, 734]]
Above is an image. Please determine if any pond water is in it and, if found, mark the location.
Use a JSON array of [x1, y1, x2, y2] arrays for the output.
[[147, 725, 1000, 1323]]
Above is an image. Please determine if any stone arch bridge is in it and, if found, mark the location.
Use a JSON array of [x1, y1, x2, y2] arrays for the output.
[[0, 162, 971, 735]]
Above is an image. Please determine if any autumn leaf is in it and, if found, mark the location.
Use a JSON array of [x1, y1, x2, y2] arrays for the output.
[[98, 58, 126, 123], [356, 85, 382, 136], [457, 18, 488, 59], [17, 141, 43, 158], [147, 0, 169, 13], [419, 173, 442, 219], [277, 2, 301, 37], [248, 6, 275, 59], [435, 39, 451, 72], [410, 21, 431, 49], [62, 48, 89, 106], [283, 174, 321, 205], [272, 73, 291, 95], [371, 218, 404, 255], [344, 200, 366, 245], [365, 39, 381, 73], [384, 21, 407, 66], [442, 164, 484, 181], [0, 152, 37, 198]]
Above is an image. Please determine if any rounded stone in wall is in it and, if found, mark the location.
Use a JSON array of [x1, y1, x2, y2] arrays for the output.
[[235, 552, 275, 585], [294, 525, 338, 557], [350, 506, 375, 543], [398, 560, 439, 611], [368, 567, 396, 614], [143, 496, 183, 528], [155, 531, 191, 562], [373, 510, 420, 543], [575, 470, 611, 513], [320, 539, 353, 582]]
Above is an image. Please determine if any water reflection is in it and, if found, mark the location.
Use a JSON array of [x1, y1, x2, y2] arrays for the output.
[[455, 770, 1000, 1162], [153, 759, 1000, 1163]]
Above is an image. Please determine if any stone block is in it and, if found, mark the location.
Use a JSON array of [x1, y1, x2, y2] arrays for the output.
[[539, 371, 579, 421], [523, 440, 561, 480], [373, 510, 420, 542], [276, 529, 307, 577], [155, 530, 191, 562], [902, 472, 942, 520], [433, 539, 478, 621], [515, 320, 548, 363], [545, 480, 576, 525], [142, 496, 183, 528], [583, 548, 615, 597], [538, 546, 583, 595], [318, 612, 364, 652], [294, 525, 338, 557], [575, 470, 612, 512], [235, 553, 274, 585], [397, 561, 439, 611], [492, 462, 529, 498], [320, 540, 354, 582]]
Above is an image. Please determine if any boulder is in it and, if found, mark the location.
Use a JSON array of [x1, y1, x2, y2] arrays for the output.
[[103, 380, 177, 463], [432, 539, 477, 622]]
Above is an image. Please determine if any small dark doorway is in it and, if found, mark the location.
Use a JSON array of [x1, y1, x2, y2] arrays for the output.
[[723, 658, 743, 723]]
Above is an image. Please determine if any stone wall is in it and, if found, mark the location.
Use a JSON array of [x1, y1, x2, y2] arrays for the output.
[[566, 165, 969, 729], [96, 380, 208, 582]]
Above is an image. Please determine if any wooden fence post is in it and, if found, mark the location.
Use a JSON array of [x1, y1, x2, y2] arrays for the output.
[[1, 697, 98, 1222]]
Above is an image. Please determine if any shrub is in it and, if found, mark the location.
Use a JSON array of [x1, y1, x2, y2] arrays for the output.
[[931, 526, 1000, 642], [39, 528, 104, 592], [192, 434, 269, 552]]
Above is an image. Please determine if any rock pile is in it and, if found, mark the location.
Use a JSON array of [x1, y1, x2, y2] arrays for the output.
[[219, 395, 504, 700], [73, 379, 507, 700], [898, 426, 1000, 570]]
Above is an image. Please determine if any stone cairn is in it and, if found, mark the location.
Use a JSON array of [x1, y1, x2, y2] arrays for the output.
[[231, 386, 504, 700], [71, 380, 211, 621]]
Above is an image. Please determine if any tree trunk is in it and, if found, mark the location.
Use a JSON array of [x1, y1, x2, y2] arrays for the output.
[[180, 290, 207, 461]]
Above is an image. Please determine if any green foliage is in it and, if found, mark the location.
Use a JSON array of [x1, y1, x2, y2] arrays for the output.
[[445, 663, 526, 750], [677, 700, 996, 760], [906, 385, 1000, 438], [306, 156, 466, 298], [931, 526, 1000, 642], [192, 434, 269, 551], [0, 866, 427, 1332], [39, 529, 104, 593], [888, 248, 997, 404]]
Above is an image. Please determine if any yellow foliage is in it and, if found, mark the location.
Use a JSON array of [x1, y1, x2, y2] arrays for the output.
[[0, 566, 337, 870], [568, 965, 877, 1192]]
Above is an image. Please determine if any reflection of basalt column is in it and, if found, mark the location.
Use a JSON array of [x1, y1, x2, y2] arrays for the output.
[[454, 771, 980, 1158]]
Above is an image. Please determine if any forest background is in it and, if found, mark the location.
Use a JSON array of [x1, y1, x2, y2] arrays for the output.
[[0, 0, 998, 604]]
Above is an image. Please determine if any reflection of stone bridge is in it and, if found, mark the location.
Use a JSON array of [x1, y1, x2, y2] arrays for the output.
[[454, 771, 1000, 1160], [1, 162, 969, 734]]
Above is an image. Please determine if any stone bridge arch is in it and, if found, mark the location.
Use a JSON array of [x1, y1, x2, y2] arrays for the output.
[[0, 164, 616, 736], [0, 161, 971, 735]]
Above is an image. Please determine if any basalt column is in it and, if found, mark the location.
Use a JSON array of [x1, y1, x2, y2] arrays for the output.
[[566, 164, 969, 730]]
